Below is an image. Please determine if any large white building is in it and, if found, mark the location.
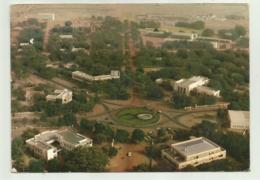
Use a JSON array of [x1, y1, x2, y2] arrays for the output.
[[161, 137, 226, 169], [72, 70, 120, 82], [173, 76, 220, 97], [228, 110, 250, 130], [26, 129, 93, 160], [46, 89, 72, 104]]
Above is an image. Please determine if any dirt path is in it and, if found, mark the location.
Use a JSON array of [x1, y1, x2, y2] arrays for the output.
[[107, 143, 155, 172]]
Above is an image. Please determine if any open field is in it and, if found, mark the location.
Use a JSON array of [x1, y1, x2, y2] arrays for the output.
[[107, 142, 154, 172], [11, 4, 248, 30]]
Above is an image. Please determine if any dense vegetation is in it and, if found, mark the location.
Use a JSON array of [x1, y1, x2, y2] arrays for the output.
[[175, 20, 205, 30]]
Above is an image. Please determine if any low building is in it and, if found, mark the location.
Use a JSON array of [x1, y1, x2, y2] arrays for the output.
[[174, 76, 209, 95], [161, 137, 226, 169], [173, 76, 220, 97], [72, 70, 120, 82], [26, 129, 93, 160], [46, 89, 72, 104], [195, 86, 220, 98], [197, 36, 233, 49], [228, 110, 250, 130], [59, 35, 73, 39], [164, 32, 198, 42]]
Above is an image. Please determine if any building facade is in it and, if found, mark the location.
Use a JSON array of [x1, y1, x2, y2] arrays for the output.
[[161, 137, 226, 169], [173, 76, 220, 97], [46, 89, 72, 104], [228, 110, 250, 130], [26, 129, 93, 160], [72, 70, 120, 82]]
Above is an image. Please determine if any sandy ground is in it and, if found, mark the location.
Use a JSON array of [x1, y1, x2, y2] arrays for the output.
[[178, 111, 217, 128], [107, 143, 155, 172]]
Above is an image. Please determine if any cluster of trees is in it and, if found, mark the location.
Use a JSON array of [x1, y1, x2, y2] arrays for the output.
[[135, 46, 249, 110], [171, 92, 217, 109], [12, 87, 26, 101], [12, 45, 54, 79], [162, 41, 213, 50], [135, 71, 164, 100], [79, 119, 145, 144], [139, 20, 160, 29], [175, 20, 205, 30], [17, 18, 45, 51], [31, 91, 97, 122], [201, 28, 215, 37], [218, 25, 247, 40]]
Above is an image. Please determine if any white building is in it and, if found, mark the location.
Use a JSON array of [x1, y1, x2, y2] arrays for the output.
[[59, 35, 73, 39], [161, 137, 226, 169], [26, 129, 93, 160], [228, 110, 250, 130], [164, 32, 198, 42], [197, 36, 233, 49], [174, 76, 220, 97], [195, 86, 220, 98], [46, 89, 72, 104], [72, 70, 120, 82]]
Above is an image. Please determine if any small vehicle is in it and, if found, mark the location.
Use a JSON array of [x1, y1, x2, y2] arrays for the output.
[[127, 152, 132, 157]]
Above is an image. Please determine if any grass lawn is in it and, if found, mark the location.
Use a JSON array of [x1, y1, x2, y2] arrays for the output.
[[115, 107, 160, 127]]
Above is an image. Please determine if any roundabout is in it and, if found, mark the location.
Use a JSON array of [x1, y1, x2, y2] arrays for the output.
[[115, 107, 160, 127]]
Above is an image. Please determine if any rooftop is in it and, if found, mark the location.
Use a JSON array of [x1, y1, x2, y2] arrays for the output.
[[228, 110, 250, 124], [58, 129, 87, 145], [175, 76, 209, 87], [172, 137, 220, 157]]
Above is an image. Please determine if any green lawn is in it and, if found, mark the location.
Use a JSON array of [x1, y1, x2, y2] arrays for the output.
[[115, 107, 160, 127]]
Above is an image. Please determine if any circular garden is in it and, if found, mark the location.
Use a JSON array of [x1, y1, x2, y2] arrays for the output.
[[115, 107, 160, 127]]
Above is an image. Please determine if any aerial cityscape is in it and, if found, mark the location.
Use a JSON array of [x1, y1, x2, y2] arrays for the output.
[[11, 4, 249, 172]]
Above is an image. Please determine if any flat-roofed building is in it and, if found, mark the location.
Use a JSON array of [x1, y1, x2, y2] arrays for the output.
[[228, 110, 250, 130], [164, 32, 198, 42], [174, 76, 209, 95], [173, 76, 220, 97], [195, 86, 220, 98], [26, 129, 93, 160], [161, 137, 226, 169], [46, 89, 72, 104], [197, 36, 233, 49], [59, 35, 73, 39], [72, 70, 120, 82]]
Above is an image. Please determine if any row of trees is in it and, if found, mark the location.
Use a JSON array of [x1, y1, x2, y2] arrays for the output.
[[175, 20, 205, 30], [79, 119, 145, 144]]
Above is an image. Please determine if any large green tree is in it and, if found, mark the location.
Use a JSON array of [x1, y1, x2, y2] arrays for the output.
[[63, 147, 109, 172]]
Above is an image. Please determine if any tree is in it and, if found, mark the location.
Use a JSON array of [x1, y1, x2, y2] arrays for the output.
[[63, 147, 109, 172], [145, 146, 160, 160], [65, 21, 72, 27], [104, 146, 118, 157], [172, 93, 192, 109], [12, 137, 24, 160], [80, 119, 94, 134], [47, 158, 63, 172], [132, 163, 150, 172], [21, 128, 39, 140], [234, 25, 246, 37], [131, 129, 145, 143], [59, 112, 76, 126], [26, 159, 45, 172], [115, 129, 129, 143], [202, 28, 214, 37]]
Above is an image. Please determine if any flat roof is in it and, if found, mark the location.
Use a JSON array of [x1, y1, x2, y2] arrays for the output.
[[228, 110, 250, 124], [172, 137, 220, 157], [58, 129, 87, 145], [176, 76, 208, 87]]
